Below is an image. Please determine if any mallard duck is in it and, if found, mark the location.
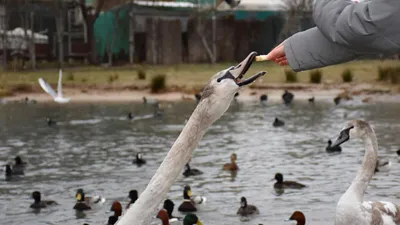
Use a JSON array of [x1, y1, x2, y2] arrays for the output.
[[182, 163, 203, 177], [183, 213, 203, 225], [126, 190, 138, 209], [282, 90, 294, 104], [178, 185, 206, 212], [163, 199, 181, 220], [223, 153, 239, 171], [273, 173, 306, 189], [273, 118, 285, 127], [108, 201, 122, 225], [73, 188, 105, 211], [288, 211, 306, 225], [237, 197, 259, 216], [4, 164, 24, 179], [326, 139, 342, 153], [133, 153, 146, 166], [30, 191, 58, 209]]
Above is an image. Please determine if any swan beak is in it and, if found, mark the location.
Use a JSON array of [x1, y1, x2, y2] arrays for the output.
[[197, 220, 204, 225], [331, 126, 353, 148], [229, 51, 266, 87], [76, 193, 82, 201]]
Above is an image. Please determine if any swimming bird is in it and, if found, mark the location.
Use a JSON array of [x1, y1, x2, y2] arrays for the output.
[[4, 164, 24, 179], [178, 185, 206, 212], [260, 94, 268, 103], [11, 156, 26, 175], [47, 117, 56, 126], [223, 153, 239, 171], [334, 96, 341, 105], [273, 118, 285, 127], [133, 153, 146, 166], [108, 201, 122, 225], [183, 213, 203, 225], [237, 197, 259, 216], [163, 199, 181, 220], [157, 209, 180, 225], [308, 97, 314, 103], [374, 159, 391, 173], [326, 139, 342, 153], [30, 191, 58, 209], [282, 90, 294, 104], [38, 69, 71, 103], [273, 173, 306, 189], [126, 190, 138, 209], [73, 188, 105, 211], [288, 211, 306, 225], [128, 112, 133, 120], [330, 120, 400, 225], [116, 52, 265, 225], [397, 149, 400, 156], [182, 163, 203, 177]]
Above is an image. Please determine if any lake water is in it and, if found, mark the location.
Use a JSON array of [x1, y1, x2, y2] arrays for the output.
[[0, 98, 399, 225]]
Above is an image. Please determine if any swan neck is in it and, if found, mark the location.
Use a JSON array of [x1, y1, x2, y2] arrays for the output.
[[116, 105, 217, 225], [345, 128, 378, 201]]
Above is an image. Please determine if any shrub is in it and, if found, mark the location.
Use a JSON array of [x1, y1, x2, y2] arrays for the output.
[[0, 88, 12, 97], [378, 66, 390, 81], [151, 74, 166, 93], [137, 69, 146, 80], [66, 72, 75, 81], [309, 70, 322, 84], [377, 66, 400, 84], [341, 69, 353, 83], [285, 69, 297, 83]]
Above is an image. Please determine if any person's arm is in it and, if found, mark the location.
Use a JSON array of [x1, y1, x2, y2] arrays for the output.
[[284, 27, 358, 72], [313, 0, 400, 53]]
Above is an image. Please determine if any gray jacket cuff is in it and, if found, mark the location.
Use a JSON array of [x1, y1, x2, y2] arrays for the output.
[[284, 27, 358, 72]]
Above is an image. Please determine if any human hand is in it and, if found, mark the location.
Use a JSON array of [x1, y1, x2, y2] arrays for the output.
[[265, 42, 288, 66]]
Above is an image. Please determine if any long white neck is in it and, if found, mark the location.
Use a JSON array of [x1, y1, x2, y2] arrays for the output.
[[342, 128, 378, 202], [116, 102, 221, 225]]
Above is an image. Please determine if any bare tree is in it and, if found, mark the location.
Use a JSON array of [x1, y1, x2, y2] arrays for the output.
[[20, 0, 36, 70], [1, 0, 10, 71], [54, 0, 66, 69], [77, 0, 105, 65], [278, 0, 313, 42]]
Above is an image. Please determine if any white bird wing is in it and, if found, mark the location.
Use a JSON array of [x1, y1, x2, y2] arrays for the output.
[[363, 201, 400, 225], [57, 69, 63, 97], [38, 78, 57, 99]]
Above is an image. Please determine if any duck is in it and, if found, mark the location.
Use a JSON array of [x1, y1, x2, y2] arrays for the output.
[[260, 94, 268, 103], [326, 139, 342, 153], [163, 199, 181, 220], [282, 90, 294, 104], [288, 211, 306, 225], [273, 118, 285, 127], [330, 119, 400, 225], [4, 164, 24, 178], [128, 112, 133, 120], [126, 190, 138, 209], [133, 153, 146, 165], [157, 209, 175, 225], [397, 149, 400, 156], [374, 158, 391, 173], [178, 185, 206, 212], [9, 156, 26, 175], [47, 117, 56, 126], [73, 188, 105, 211], [183, 213, 203, 225], [222, 153, 239, 171], [107, 201, 122, 225], [334, 96, 341, 105], [237, 197, 259, 216], [30, 191, 58, 209], [182, 163, 203, 177], [273, 173, 306, 189], [308, 97, 314, 103]]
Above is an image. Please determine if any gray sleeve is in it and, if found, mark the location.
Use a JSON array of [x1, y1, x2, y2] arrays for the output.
[[284, 27, 358, 72], [313, 0, 400, 54]]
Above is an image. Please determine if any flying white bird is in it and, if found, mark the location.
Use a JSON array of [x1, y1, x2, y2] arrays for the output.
[[38, 69, 71, 103]]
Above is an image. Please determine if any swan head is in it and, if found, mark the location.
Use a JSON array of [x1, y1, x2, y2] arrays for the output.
[[331, 120, 372, 147], [198, 52, 265, 120]]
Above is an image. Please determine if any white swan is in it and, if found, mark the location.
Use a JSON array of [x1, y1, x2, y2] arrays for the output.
[[38, 69, 71, 103], [331, 120, 400, 225], [116, 52, 265, 225]]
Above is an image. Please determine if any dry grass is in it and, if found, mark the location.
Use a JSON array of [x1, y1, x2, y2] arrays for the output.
[[1, 60, 400, 92]]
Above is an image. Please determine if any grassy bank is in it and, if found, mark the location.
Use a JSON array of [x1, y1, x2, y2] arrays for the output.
[[1, 59, 400, 97]]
